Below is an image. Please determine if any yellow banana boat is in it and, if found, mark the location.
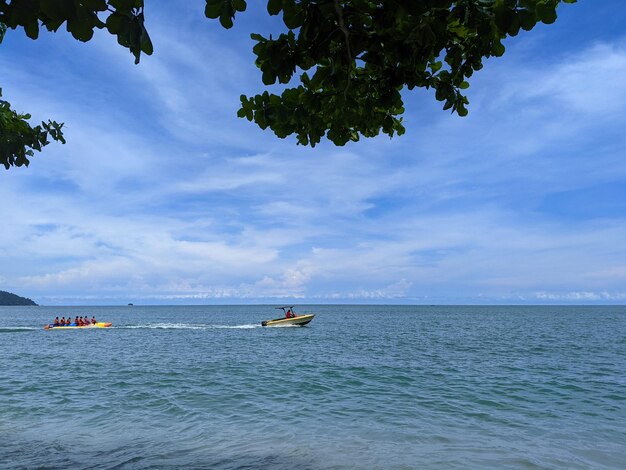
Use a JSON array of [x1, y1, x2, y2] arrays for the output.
[[44, 322, 112, 330]]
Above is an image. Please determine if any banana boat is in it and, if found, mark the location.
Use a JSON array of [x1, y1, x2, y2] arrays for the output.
[[44, 322, 112, 330]]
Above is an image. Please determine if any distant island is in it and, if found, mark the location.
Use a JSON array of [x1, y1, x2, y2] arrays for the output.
[[0, 290, 38, 306]]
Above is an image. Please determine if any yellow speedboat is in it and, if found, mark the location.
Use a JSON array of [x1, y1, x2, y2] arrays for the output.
[[261, 306, 315, 327], [44, 322, 112, 330]]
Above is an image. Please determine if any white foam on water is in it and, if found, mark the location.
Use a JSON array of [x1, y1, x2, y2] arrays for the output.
[[210, 324, 260, 329], [0, 326, 39, 332], [116, 323, 262, 330]]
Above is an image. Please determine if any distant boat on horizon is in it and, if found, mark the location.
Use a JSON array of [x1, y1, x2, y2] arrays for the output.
[[128, 303, 134, 306]]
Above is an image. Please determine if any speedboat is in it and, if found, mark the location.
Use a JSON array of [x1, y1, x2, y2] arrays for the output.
[[44, 322, 112, 330], [261, 306, 315, 327]]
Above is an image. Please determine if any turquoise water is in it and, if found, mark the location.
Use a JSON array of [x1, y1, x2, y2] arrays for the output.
[[1, 305, 624, 469]]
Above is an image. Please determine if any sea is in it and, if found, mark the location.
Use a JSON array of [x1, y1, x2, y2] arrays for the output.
[[0, 305, 624, 469]]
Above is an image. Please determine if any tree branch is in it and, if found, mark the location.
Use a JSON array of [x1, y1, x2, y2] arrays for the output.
[[333, 0, 352, 95]]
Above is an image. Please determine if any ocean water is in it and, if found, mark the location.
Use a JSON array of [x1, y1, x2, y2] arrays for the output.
[[1, 305, 624, 469]]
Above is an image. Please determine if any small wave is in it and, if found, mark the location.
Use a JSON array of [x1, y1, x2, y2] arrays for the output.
[[116, 323, 261, 330]]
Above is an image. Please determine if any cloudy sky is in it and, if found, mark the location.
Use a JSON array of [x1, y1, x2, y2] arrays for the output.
[[1, 1, 626, 305]]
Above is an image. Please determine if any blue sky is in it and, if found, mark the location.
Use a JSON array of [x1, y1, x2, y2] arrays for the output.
[[1, 1, 626, 305]]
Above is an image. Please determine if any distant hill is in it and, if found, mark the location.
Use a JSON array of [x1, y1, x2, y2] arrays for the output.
[[0, 290, 38, 306]]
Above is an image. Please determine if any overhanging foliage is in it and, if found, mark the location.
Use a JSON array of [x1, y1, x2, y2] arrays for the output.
[[0, 0, 577, 169]]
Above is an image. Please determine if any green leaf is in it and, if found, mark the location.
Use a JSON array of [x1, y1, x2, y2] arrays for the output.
[[219, 13, 234, 29], [140, 23, 153, 55], [282, 2, 303, 29], [518, 9, 537, 31], [83, 0, 108, 11], [232, 0, 247, 13], [492, 41, 505, 57], [262, 69, 276, 85], [23, 20, 39, 39], [205, 0, 223, 19], [109, 0, 138, 13], [67, 17, 95, 42], [494, 7, 513, 33], [536, 2, 558, 24], [106, 13, 127, 35], [267, 0, 282, 15], [40, 0, 75, 23]]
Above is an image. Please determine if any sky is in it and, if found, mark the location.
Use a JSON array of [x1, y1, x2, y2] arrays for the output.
[[1, 1, 626, 306]]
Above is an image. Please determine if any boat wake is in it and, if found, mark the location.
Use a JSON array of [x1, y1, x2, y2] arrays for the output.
[[263, 323, 304, 328], [116, 323, 262, 330], [0, 326, 39, 333]]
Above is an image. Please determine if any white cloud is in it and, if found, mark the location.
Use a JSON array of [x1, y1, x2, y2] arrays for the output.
[[515, 42, 626, 116], [533, 291, 626, 302]]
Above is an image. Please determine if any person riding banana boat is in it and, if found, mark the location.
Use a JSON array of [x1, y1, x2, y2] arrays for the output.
[[44, 315, 112, 330]]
